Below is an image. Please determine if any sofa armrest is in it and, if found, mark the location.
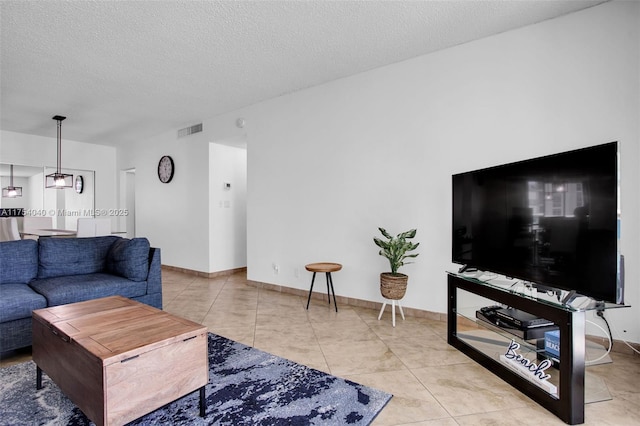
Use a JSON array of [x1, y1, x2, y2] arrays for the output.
[[146, 247, 162, 308]]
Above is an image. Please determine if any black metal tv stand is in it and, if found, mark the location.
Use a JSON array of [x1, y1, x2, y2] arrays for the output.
[[448, 272, 629, 424], [448, 272, 588, 424]]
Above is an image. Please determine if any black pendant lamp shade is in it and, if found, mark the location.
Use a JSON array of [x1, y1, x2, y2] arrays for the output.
[[2, 164, 23, 197], [45, 115, 73, 188]]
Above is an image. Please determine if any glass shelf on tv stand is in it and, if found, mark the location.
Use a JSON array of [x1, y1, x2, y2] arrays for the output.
[[450, 270, 629, 313], [454, 304, 613, 407], [447, 272, 629, 424]]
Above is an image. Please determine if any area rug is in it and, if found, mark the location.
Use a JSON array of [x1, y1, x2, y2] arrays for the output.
[[0, 333, 392, 425]]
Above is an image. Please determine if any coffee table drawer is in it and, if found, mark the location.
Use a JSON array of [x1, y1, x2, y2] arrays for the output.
[[32, 297, 208, 426], [106, 332, 208, 425]]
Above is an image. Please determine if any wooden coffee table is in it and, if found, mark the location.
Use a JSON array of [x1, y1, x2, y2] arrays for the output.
[[32, 296, 208, 426]]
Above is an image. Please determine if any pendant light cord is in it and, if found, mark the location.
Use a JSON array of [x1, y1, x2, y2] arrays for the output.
[[57, 118, 62, 174]]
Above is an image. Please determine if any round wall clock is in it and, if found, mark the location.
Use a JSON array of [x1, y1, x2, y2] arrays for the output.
[[75, 175, 84, 194], [157, 155, 175, 183]]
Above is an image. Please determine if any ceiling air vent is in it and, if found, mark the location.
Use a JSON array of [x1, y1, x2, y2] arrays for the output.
[[177, 123, 203, 138]]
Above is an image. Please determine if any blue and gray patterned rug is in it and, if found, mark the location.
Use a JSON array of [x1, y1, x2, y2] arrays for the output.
[[0, 333, 391, 425]]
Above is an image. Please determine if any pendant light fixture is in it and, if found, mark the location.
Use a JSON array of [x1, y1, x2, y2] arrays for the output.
[[45, 115, 73, 188], [2, 164, 23, 197]]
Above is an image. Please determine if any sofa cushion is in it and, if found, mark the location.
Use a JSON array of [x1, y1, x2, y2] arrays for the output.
[[106, 238, 150, 281], [29, 273, 148, 307], [0, 239, 38, 285], [0, 283, 47, 322], [38, 236, 119, 279]]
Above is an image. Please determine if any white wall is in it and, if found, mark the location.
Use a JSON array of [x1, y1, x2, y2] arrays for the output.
[[207, 1, 636, 342], [125, 171, 136, 238], [28, 173, 43, 211], [116, 130, 248, 273], [116, 127, 211, 271], [209, 143, 247, 271], [58, 171, 95, 230]]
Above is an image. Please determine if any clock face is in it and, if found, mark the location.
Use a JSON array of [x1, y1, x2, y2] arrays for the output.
[[75, 175, 84, 194], [158, 155, 174, 183]]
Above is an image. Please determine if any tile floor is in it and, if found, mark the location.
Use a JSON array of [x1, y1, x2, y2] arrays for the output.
[[2, 269, 639, 425], [163, 270, 640, 426]]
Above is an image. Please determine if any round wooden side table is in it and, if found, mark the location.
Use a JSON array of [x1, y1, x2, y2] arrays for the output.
[[305, 262, 342, 312]]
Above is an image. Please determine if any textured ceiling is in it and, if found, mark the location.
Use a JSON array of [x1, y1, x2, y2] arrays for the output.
[[0, 0, 606, 147]]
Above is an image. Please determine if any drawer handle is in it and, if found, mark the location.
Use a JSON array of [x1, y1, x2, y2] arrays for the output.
[[51, 328, 69, 342], [183, 336, 196, 342], [121, 355, 140, 363]]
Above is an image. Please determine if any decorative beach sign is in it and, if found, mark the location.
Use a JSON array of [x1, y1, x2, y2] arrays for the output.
[[499, 339, 558, 396]]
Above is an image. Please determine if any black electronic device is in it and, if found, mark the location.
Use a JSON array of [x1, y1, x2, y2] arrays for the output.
[[452, 142, 623, 304], [480, 305, 503, 314], [494, 307, 554, 328], [476, 306, 558, 340]]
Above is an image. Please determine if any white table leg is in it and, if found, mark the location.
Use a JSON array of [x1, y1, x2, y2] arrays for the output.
[[379, 298, 405, 327], [392, 300, 397, 327], [378, 302, 387, 321]]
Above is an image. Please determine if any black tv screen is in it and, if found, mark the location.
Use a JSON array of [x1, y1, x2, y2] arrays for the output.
[[452, 142, 622, 304]]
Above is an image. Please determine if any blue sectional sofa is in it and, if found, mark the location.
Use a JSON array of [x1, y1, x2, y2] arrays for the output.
[[0, 236, 162, 353]]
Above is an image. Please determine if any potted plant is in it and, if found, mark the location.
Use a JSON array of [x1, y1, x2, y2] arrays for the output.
[[373, 227, 420, 300]]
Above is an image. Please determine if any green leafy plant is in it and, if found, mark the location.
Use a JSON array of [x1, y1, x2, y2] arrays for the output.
[[373, 228, 420, 275]]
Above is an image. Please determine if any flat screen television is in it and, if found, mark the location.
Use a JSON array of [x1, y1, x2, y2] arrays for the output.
[[452, 142, 623, 304]]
